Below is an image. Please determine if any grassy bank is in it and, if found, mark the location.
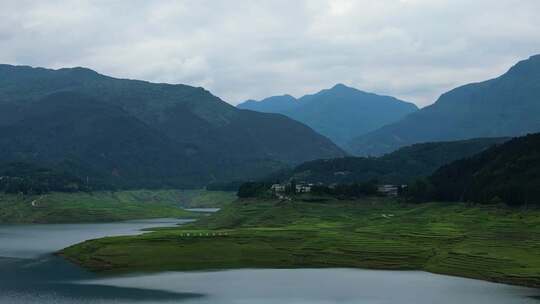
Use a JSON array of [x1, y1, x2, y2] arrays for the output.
[[176, 190, 237, 208], [60, 197, 540, 288], [0, 190, 235, 223]]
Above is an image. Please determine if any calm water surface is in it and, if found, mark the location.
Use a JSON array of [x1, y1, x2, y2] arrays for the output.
[[1, 219, 539, 304]]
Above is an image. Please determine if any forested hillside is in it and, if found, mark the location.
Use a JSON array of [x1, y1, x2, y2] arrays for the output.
[[408, 133, 540, 206], [286, 137, 507, 184], [0, 65, 344, 189], [0, 162, 87, 194]]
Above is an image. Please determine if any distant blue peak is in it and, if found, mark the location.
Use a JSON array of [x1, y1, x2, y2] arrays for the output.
[[332, 83, 349, 89], [328, 83, 362, 93], [506, 53, 540, 77], [529, 54, 540, 61], [261, 94, 297, 102], [59, 66, 98, 74]]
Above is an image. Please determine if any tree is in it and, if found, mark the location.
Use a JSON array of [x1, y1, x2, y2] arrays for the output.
[[286, 180, 297, 195], [237, 182, 270, 198], [404, 178, 435, 203]]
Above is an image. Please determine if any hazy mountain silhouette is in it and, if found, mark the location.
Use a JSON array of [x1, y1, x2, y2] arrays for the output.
[[238, 84, 418, 150], [350, 55, 540, 156]]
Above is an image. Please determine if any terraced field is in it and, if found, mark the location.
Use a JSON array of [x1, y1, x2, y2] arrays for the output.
[[61, 197, 540, 287]]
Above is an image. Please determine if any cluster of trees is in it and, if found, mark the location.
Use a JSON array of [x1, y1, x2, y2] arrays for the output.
[[311, 181, 378, 198], [0, 162, 89, 195], [237, 180, 304, 198], [404, 133, 540, 207], [237, 180, 380, 199], [237, 182, 274, 198], [402, 178, 436, 203], [206, 181, 245, 192], [290, 138, 506, 185]]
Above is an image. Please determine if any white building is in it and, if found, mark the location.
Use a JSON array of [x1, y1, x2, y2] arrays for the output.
[[377, 184, 405, 197], [271, 184, 286, 192], [295, 184, 312, 193]]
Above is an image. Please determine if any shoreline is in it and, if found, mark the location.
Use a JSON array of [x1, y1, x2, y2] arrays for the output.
[[57, 252, 540, 289], [0, 190, 235, 224], [59, 198, 540, 289]]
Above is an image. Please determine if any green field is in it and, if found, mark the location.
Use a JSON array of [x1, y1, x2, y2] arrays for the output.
[[175, 190, 237, 208], [60, 197, 540, 288], [0, 190, 236, 223]]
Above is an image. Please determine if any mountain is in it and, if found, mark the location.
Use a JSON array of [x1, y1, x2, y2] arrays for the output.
[[238, 95, 298, 113], [0, 64, 345, 188], [281, 137, 507, 185], [237, 84, 418, 149], [411, 133, 540, 206], [350, 55, 540, 156]]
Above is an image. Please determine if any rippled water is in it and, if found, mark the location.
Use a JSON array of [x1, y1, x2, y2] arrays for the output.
[[1, 220, 538, 304]]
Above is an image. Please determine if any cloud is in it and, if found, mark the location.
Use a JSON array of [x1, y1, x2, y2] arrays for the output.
[[1, 0, 539, 107]]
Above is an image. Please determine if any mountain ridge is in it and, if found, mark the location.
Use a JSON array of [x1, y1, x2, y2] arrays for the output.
[[278, 137, 508, 185], [411, 132, 540, 206], [349, 55, 540, 156], [238, 83, 418, 150], [0, 64, 345, 188]]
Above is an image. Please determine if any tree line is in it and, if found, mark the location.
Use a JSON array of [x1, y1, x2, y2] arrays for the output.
[[0, 162, 89, 194], [404, 133, 540, 207], [237, 180, 379, 199]]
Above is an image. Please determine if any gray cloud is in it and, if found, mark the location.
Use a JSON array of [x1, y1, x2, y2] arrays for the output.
[[1, 0, 539, 107]]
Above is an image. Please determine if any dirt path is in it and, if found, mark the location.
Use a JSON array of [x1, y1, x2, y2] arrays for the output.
[[30, 195, 46, 207]]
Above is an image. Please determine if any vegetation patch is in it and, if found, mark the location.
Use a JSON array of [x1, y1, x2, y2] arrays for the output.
[[0, 190, 234, 223], [405, 133, 540, 207], [61, 197, 540, 288]]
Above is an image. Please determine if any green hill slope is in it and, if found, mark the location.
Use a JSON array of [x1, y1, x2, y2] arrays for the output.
[[423, 133, 540, 206], [286, 137, 507, 184], [0, 65, 345, 188]]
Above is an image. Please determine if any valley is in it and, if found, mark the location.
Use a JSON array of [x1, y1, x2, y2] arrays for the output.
[[3, 2, 540, 303]]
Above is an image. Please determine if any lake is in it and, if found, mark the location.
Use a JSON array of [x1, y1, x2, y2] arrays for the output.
[[1, 220, 538, 304]]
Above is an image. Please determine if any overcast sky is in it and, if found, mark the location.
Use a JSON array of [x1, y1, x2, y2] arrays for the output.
[[1, 0, 540, 107]]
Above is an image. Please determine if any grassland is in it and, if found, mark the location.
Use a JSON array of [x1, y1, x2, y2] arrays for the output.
[[0, 190, 235, 223], [60, 197, 540, 288], [175, 190, 237, 208]]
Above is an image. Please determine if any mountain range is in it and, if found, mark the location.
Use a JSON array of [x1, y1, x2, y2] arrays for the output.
[[350, 55, 540, 156], [238, 84, 418, 150], [2, 54, 539, 190], [0, 65, 345, 188]]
